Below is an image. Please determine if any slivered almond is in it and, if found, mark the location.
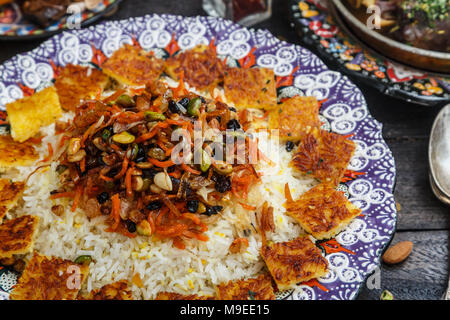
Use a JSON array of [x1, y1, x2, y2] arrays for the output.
[[382, 241, 413, 264]]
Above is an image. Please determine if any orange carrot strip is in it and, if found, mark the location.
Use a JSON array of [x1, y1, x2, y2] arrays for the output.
[[155, 207, 168, 226], [163, 196, 181, 216], [182, 213, 201, 225], [40, 143, 53, 163], [71, 184, 83, 212], [99, 173, 114, 182], [110, 193, 121, 231], [168, 169, 181, 179], [80, 157, 86, 173], [114, 157, 129, 179], [172, 237, 186, 250], [50, 191, 75, 199], [238, 202, 256, 210], [149, 158, 174, 168], [147, 214, 155, 234], [28, 136, 45, 144], [80, 121, 99, 147], [181, 163, 200, 175], [135, 130, 158, 143], [166, 119, 188, 126], [156, 224, 188, 237], [173, 70, 186, 98], [195, 233, 209, 241], [285, 183, 293, 202], [125, 164, 134, 197]]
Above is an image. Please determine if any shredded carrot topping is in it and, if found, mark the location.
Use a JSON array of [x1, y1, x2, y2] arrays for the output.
[[39, 143, 53, 163], [71, 184, 83, 212], [149, 158, 174, 168], [181, 163, 200, 175]]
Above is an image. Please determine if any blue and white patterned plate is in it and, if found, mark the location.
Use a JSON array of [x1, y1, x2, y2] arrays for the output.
[[0, 14, 397, 300]]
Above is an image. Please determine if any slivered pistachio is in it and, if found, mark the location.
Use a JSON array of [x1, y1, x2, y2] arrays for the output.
[[74, 255, 92, 265], [116, 94, 135, 108], [127, 143, 139, 160], [67, 138, 81, 156], [200, 149, 211, 172], [213, 160, 233, 175], [112, 131, 135, 144], [142, 178, 151, 191], [101, 128, 111, 141], [145, 111, 166, 121], [380, 290, 394, 300], [187, 97, 202, 117]]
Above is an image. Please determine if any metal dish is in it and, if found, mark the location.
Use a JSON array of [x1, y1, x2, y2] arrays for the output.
[[329, 0, 450, 74], [0, 0, 122, 41]]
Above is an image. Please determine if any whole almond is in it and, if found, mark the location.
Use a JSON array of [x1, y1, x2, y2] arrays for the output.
[[382, 241, 413, 264]]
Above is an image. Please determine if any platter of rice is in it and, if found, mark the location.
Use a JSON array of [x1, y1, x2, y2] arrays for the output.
[[0, 14, 397, 300]]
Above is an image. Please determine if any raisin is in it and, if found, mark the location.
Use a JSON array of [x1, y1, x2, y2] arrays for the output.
[[214, 175, 231, 193], [286, 141, 295, 152], [96, 192, 109, 204], [227, 119, 241, 130], [178, 97, 190, 108], [147, 201, 162, 211], [126, 220, 136, 233], [187, 200, 199, 213]]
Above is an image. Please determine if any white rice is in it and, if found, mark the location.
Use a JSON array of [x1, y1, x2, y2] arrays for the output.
[[5, 94, 319, 300]]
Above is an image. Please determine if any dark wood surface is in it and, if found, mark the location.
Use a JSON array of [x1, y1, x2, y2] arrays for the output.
[[1, 0, 449, 300]]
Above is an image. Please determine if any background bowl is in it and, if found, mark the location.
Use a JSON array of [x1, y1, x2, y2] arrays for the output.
[[329, 0, 450, 74]]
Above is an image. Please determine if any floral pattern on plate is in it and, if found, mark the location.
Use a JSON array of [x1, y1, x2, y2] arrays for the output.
[[0, 13, 397, 300], [289, 0, 450, 106]]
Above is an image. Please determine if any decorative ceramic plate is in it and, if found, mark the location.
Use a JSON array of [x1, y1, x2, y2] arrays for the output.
[[0, 0, 122, 40], [289, 0, 450, 107], [0, 13, 397, 300]]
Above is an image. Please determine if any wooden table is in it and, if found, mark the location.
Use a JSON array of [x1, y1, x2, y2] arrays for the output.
[[1, 0, 448, 300]]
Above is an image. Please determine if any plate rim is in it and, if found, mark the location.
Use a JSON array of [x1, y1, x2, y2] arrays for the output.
[[288, 0, 450, 107]]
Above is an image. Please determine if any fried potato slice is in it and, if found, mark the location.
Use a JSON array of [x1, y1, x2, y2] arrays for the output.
[[165, 44, 225, 91], [261, 236, 328, 290], [102, 44, 165, 86], [291, 128, 356, 186], [0, 215, 39, 259], [54, 64, 109, 111], [0, 136, 38, 171], [10, 252, 89, 300], [155, 291, 214, 300], [0, 179, 26, 221], [78, 280, 133, 300], [286, 183, 361, 240], [268, 96, 321, 142], [216, 273, 275, 300], [6, 86, 62, 142], [223, 67, 277, 110]]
